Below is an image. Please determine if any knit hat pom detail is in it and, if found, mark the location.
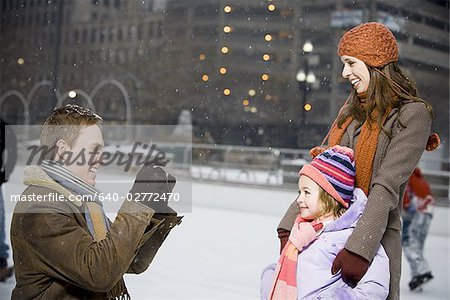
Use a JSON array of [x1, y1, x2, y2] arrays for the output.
[[426, 133, 440, 151], [309, 146, 326, 159]]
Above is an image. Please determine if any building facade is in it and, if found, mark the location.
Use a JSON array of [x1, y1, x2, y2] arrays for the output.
[[1, 0, 448, 149]]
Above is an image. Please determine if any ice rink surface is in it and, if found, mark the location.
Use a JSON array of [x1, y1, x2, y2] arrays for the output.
[[0, 167, 448, 299]]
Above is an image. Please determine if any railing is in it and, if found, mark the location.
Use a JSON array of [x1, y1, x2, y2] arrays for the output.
[[185, 143, 450, 207]]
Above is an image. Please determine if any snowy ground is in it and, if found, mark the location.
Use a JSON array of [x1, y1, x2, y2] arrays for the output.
[[0, 167, 448, 299]]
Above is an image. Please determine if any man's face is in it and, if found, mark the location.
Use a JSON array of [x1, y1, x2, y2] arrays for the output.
[[62, 125, 104, 186]]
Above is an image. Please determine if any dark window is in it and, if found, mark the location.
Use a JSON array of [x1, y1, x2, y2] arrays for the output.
[[82, 28, 88, 43], [425, 16, 448, 31], [148, 22, 153, 38], [28, 13, 33, 26], [91, 28, 97, 43], [35, 12, 41, 26], [114, 0, 121, 9], [118, 27, 123, 41], [108, 27, 113, 42], [393, 31, 409, 42], [100, 28, 105, 43], [414, 37, 450, 52], [65, 31, 70, 45], [74, 30, 79, 44], [137, 24, 143, 40], [104, 0, 109, 7], [157, 21, 163, 38], [20, 14, 26, 28]]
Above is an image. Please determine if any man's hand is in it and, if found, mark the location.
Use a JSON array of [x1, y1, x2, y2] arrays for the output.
[[129, 162, 176, 215], [331, 248, 370, 287]]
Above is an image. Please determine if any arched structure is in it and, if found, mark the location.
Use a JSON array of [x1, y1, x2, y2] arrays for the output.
[[90, 79, 132, 125]]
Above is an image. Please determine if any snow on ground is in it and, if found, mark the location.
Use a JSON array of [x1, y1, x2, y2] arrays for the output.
[[0, 166, 448, 299]]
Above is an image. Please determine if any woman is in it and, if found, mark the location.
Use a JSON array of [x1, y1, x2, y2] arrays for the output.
[[277, 22, 439, 300]]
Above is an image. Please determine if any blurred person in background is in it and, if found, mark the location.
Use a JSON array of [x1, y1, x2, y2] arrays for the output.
[[402, 167, 435, 291], [0, 118, 17, 282], [10, 105, 182, 299], [277, 22, 439, 300]]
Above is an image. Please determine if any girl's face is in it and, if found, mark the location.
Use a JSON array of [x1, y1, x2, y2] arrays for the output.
[[296, 175, 323, 220], [340, 55, 371, 94]]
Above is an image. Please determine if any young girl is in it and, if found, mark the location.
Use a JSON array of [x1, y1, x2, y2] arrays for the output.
[[261, 145, 390, 300]]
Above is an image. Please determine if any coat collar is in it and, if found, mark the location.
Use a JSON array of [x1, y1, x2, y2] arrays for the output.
[[23, 166, 82, 207], [323, 188, 367, 232]]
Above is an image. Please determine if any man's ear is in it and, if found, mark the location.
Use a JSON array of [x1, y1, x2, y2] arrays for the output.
[[54, 139, 70, 161]]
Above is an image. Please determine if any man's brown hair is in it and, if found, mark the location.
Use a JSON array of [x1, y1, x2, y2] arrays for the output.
[[40, 104, 103, 159]]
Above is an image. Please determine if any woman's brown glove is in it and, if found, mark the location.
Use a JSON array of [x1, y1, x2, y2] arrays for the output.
[[331, 248, 370, 287]]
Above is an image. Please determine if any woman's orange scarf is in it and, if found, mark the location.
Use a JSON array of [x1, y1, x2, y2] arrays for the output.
[[312, 93, 389, 195]]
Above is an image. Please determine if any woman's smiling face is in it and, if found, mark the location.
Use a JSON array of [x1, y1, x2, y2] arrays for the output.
[[340, 55, 371, 94]]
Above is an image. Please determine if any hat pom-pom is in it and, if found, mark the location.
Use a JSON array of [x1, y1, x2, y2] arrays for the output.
[[310, 146, 326, 158], [426, 133, 440, 151]]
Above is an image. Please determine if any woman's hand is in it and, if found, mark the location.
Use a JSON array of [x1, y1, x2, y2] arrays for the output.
[[331, 248, 370, 287]]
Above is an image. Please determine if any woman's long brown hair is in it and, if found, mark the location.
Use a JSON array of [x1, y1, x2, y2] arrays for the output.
[[337, 62, 433, 133]]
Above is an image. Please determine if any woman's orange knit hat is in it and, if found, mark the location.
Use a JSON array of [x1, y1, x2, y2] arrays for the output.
[[338, 22, 398, 67]]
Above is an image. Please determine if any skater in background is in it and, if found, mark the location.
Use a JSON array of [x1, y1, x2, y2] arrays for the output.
[[277, 22, 439, 300], [0, 118, 17, 282], [261, 146, 389, 300], [402, 168, 435, 291]]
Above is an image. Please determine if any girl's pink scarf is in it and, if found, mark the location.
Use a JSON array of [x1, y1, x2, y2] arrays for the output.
[[269, 216, 323, 299]]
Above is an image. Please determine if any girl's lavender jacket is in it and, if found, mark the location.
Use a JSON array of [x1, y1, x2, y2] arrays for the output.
[[261, 188, 390, 300]]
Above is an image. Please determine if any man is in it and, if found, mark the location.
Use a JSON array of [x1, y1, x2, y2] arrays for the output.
[[0, 118, 17, 281], [11, 105, 182, 299]]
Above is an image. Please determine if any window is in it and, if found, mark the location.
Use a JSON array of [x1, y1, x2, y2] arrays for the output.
[[148, 22, 153, 38], [74, 30, 79, 44], [117, 26, 123, 41], [157, 21, 162, 38], [108, 27, 114, 42], [100, 28, 105, 43], [82, 28, 88, 43], [28, 12, 33, 26], [91, 28, 96, 43], [137, 24, 143, 40]]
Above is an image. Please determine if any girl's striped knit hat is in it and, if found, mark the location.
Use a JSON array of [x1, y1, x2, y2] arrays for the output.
[[299, 145, 356, 208]]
